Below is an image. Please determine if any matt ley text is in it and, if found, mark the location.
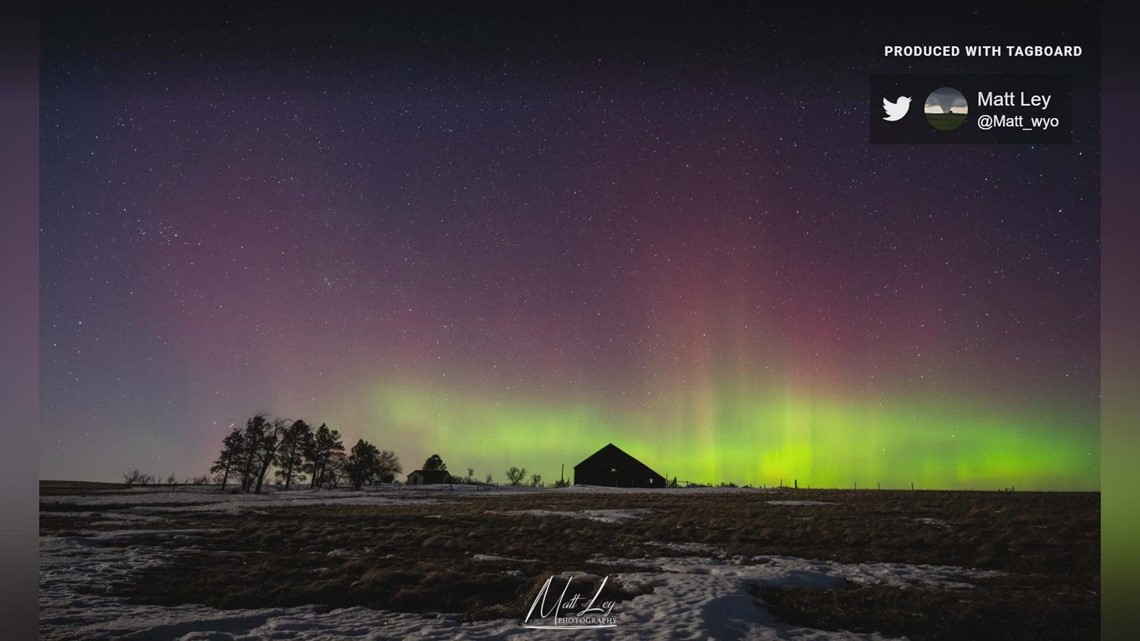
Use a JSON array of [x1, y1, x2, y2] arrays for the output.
[[976, 92, 1052, 110]]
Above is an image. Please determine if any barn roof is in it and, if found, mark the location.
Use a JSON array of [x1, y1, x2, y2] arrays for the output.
[[407, 469, 452, 481], [575, 443, 663, 475]]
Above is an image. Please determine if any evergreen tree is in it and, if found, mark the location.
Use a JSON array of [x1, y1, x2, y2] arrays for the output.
[[238, 414, 270, 492], [210, 428, 245, 492], [305, 423, 345, 489], [423, 453, 447, 472], [274, 419, 312, 489], [346, 439, 380, 489], [252, 417, 288, 494]]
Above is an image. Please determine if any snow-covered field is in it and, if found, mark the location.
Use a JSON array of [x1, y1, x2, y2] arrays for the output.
[[40, 485, 1009, 640]]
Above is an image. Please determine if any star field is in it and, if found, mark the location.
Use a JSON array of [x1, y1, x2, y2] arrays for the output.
[[39, 3, 1100, 488]]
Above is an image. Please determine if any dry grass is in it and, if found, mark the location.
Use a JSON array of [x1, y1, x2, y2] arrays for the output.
[[754, 579, 1098, 641], [40, 487, 1099, 639]]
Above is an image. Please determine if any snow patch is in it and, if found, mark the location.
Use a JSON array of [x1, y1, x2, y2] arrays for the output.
[[472, 554, 538, 563], [41, 487, 435, 515], [645, 541, 721, 554], [502, 508, 653, 523], [915, 517, 952, 527]]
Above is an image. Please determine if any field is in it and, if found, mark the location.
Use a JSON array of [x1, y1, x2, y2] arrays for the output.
[[40, 482, 1099, 640], [925, 112, 969, 131]]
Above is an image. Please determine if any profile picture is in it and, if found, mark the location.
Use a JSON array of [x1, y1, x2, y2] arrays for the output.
[[924, 87, 968, 131]]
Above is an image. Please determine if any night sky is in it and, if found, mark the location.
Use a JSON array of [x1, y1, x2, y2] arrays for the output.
[[40, 3, 1100, 488]]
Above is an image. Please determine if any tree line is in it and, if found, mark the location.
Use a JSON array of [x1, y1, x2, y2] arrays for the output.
[[123, 412, 562, 493], [210, 413, 401, 493]]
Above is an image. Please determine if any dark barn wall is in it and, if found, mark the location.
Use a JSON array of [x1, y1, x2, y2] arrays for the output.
[[573, 445, 666, 488], [574, 462, 664, 488], [407, 470, 452, 485]]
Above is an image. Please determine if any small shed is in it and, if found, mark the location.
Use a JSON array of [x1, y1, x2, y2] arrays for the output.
[[574, 443, 666, 488], [406, 469, 453, 485]]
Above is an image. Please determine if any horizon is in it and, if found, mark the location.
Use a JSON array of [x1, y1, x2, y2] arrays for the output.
[[37, 477, 1101, 493]]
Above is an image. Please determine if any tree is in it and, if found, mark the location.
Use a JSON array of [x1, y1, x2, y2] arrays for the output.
[[466, 467, 475, 483], [423, 454, 447, 472], [485, 473, 493, 484], [305, 423, 345, 489], [325, 451, 348, 488], [345, 440, 403, 489], [210, 428, 245, 492], [506, 467, 527, 487], [224, 413, 290, 494], [123, 469, 144, 487], [274, 419, 312, 489], [252, 416, 288, 494], [346, 439, 380, 489], [237, 414, 270, 492], [530, 473, 543, 487], [375, 449, 402, 483]]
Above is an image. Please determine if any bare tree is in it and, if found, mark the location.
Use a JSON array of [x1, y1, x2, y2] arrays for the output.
[[123, 469, 143, 487], [505, 467, 527, 487], [325, 451, 348, 488], [530, 473, 543, 488], [375, 449, 402, 483]]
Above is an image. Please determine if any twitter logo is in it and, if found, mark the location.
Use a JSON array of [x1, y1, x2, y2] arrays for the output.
[[882, 96, 912, 121]]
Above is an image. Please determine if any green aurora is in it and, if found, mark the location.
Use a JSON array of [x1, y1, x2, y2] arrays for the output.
[[347, 379, 1098, 491]]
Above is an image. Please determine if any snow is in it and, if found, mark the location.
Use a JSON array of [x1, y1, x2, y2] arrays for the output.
[[41, 487, 1000, 640], [45, 527, 1000, 640], [501, 508, 653, 524], [644, 541, 720, 554], [472, 554, 538, 563], [915, 517, 952, 528], [562, 485, 777, 495], [594, 554, 1003, 590], [41, 486, 436, 516]]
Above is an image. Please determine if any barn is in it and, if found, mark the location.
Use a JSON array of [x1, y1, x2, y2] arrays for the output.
[[574, 443, 666, 488], [406, 469, 453, 485]]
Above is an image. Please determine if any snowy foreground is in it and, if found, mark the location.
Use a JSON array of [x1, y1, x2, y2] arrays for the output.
[[41, 485, 1002, 640]]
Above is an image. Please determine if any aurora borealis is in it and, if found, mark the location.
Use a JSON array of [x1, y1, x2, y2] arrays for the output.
[[40, 4, 1099, 489]]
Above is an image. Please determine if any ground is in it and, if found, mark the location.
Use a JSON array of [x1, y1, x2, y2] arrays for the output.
[[40, 482, 1099, 640]]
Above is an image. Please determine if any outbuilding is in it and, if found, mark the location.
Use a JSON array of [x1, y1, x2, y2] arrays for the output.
[[574, 443, 666, 488]]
